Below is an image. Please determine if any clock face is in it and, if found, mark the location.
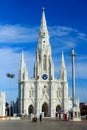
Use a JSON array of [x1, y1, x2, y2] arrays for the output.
[[42, 74, 48, 80]]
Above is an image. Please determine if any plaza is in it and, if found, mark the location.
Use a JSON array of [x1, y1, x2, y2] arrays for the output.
[[0, 118, 87, 130]]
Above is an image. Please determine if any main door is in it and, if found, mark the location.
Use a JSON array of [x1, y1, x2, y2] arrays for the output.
[[56, 105, 61, 113], [28, 105, 34, 114], [42, 102, 48, 117]]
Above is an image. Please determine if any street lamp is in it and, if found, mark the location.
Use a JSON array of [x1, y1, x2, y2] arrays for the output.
[[6, 73, 15, 119], [6, 73, 15, 78]]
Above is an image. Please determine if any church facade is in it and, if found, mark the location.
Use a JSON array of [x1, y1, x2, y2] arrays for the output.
[[18, 9, 72, 117]]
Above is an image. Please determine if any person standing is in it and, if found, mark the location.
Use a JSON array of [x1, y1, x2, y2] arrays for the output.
[[55, 112, 58, 120], [39, 113, 42, 122]]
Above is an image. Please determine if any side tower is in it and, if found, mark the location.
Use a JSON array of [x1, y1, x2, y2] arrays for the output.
[[60, 51, 67, 82], [59, 51, 69, 112], [34, 8, 54, 80], [18, 51, 28, 114]]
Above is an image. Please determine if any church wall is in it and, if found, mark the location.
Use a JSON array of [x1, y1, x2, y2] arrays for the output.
[[24, 80, 36, 115], [36, 81, 50, 116], [18, 82, 24, 114], [18, 78, 70, 116]]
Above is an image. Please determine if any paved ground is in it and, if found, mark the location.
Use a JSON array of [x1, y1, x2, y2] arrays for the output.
[[0, 118, 87, 130]]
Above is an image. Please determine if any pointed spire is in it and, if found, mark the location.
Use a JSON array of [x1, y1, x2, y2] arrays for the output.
[[61, 51, 65, 68], [59, 51, 67, 81], [21, 50, 24, 62], [38, 7, 50, 46], [40, 7, 47, 30], [20, 50, 25, 69], [19, 50, 28, 81]]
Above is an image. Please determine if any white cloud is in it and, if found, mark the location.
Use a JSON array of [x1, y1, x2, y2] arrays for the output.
[[0, 24, 38, 43], [49, 26, 78, 37], [77, 32, 87, 41]]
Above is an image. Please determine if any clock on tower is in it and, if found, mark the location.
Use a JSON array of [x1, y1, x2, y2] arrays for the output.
[[42, 74, 48, 80]]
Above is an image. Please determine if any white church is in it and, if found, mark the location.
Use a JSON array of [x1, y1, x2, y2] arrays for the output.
[[18, 8, 73, 117]]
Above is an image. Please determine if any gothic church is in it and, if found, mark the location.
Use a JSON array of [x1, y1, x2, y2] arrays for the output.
[[18, 8, 72, 117]]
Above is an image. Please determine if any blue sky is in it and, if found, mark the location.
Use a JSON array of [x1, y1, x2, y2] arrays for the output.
[[0, 0, 87, 103]]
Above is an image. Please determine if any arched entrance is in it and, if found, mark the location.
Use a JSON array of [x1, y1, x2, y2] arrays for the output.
[[56, 105, 61, 113], [42, 102, 48, 117], [28, 105, 34, 114]]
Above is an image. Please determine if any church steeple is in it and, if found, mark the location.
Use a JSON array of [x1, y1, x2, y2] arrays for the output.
[[38, 7, 50, 47], [59, 51, 67, 81], [61, 51, 66, 68], [34, 8, 54, 80], [19, 51, 28, 81]]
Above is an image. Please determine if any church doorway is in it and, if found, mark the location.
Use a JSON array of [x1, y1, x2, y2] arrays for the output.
[[56, 105, 61, 113], [28, 105, 34, 114], [42, 102, 48, 117]]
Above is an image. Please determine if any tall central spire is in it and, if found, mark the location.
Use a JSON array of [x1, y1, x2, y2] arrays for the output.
[[35, 7, 54, 79], [38, 7, 50, 47], [40, 7, 47, 31]]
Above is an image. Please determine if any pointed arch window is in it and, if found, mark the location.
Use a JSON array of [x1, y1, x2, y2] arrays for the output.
[[43, 55, 47, 71], [29, 88, 34, 97], [57, 88, 61, 97]]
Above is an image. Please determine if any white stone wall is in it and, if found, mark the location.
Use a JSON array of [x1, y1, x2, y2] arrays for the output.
[[0, 91, 5, 116], [18, 76, 72, 117]]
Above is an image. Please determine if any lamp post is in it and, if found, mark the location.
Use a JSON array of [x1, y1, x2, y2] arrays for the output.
[[6, 73, 15, 119], [71, 49, 76, 107]]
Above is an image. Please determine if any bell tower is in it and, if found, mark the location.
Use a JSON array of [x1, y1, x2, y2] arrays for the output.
[[34, 8, 54, 80]]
